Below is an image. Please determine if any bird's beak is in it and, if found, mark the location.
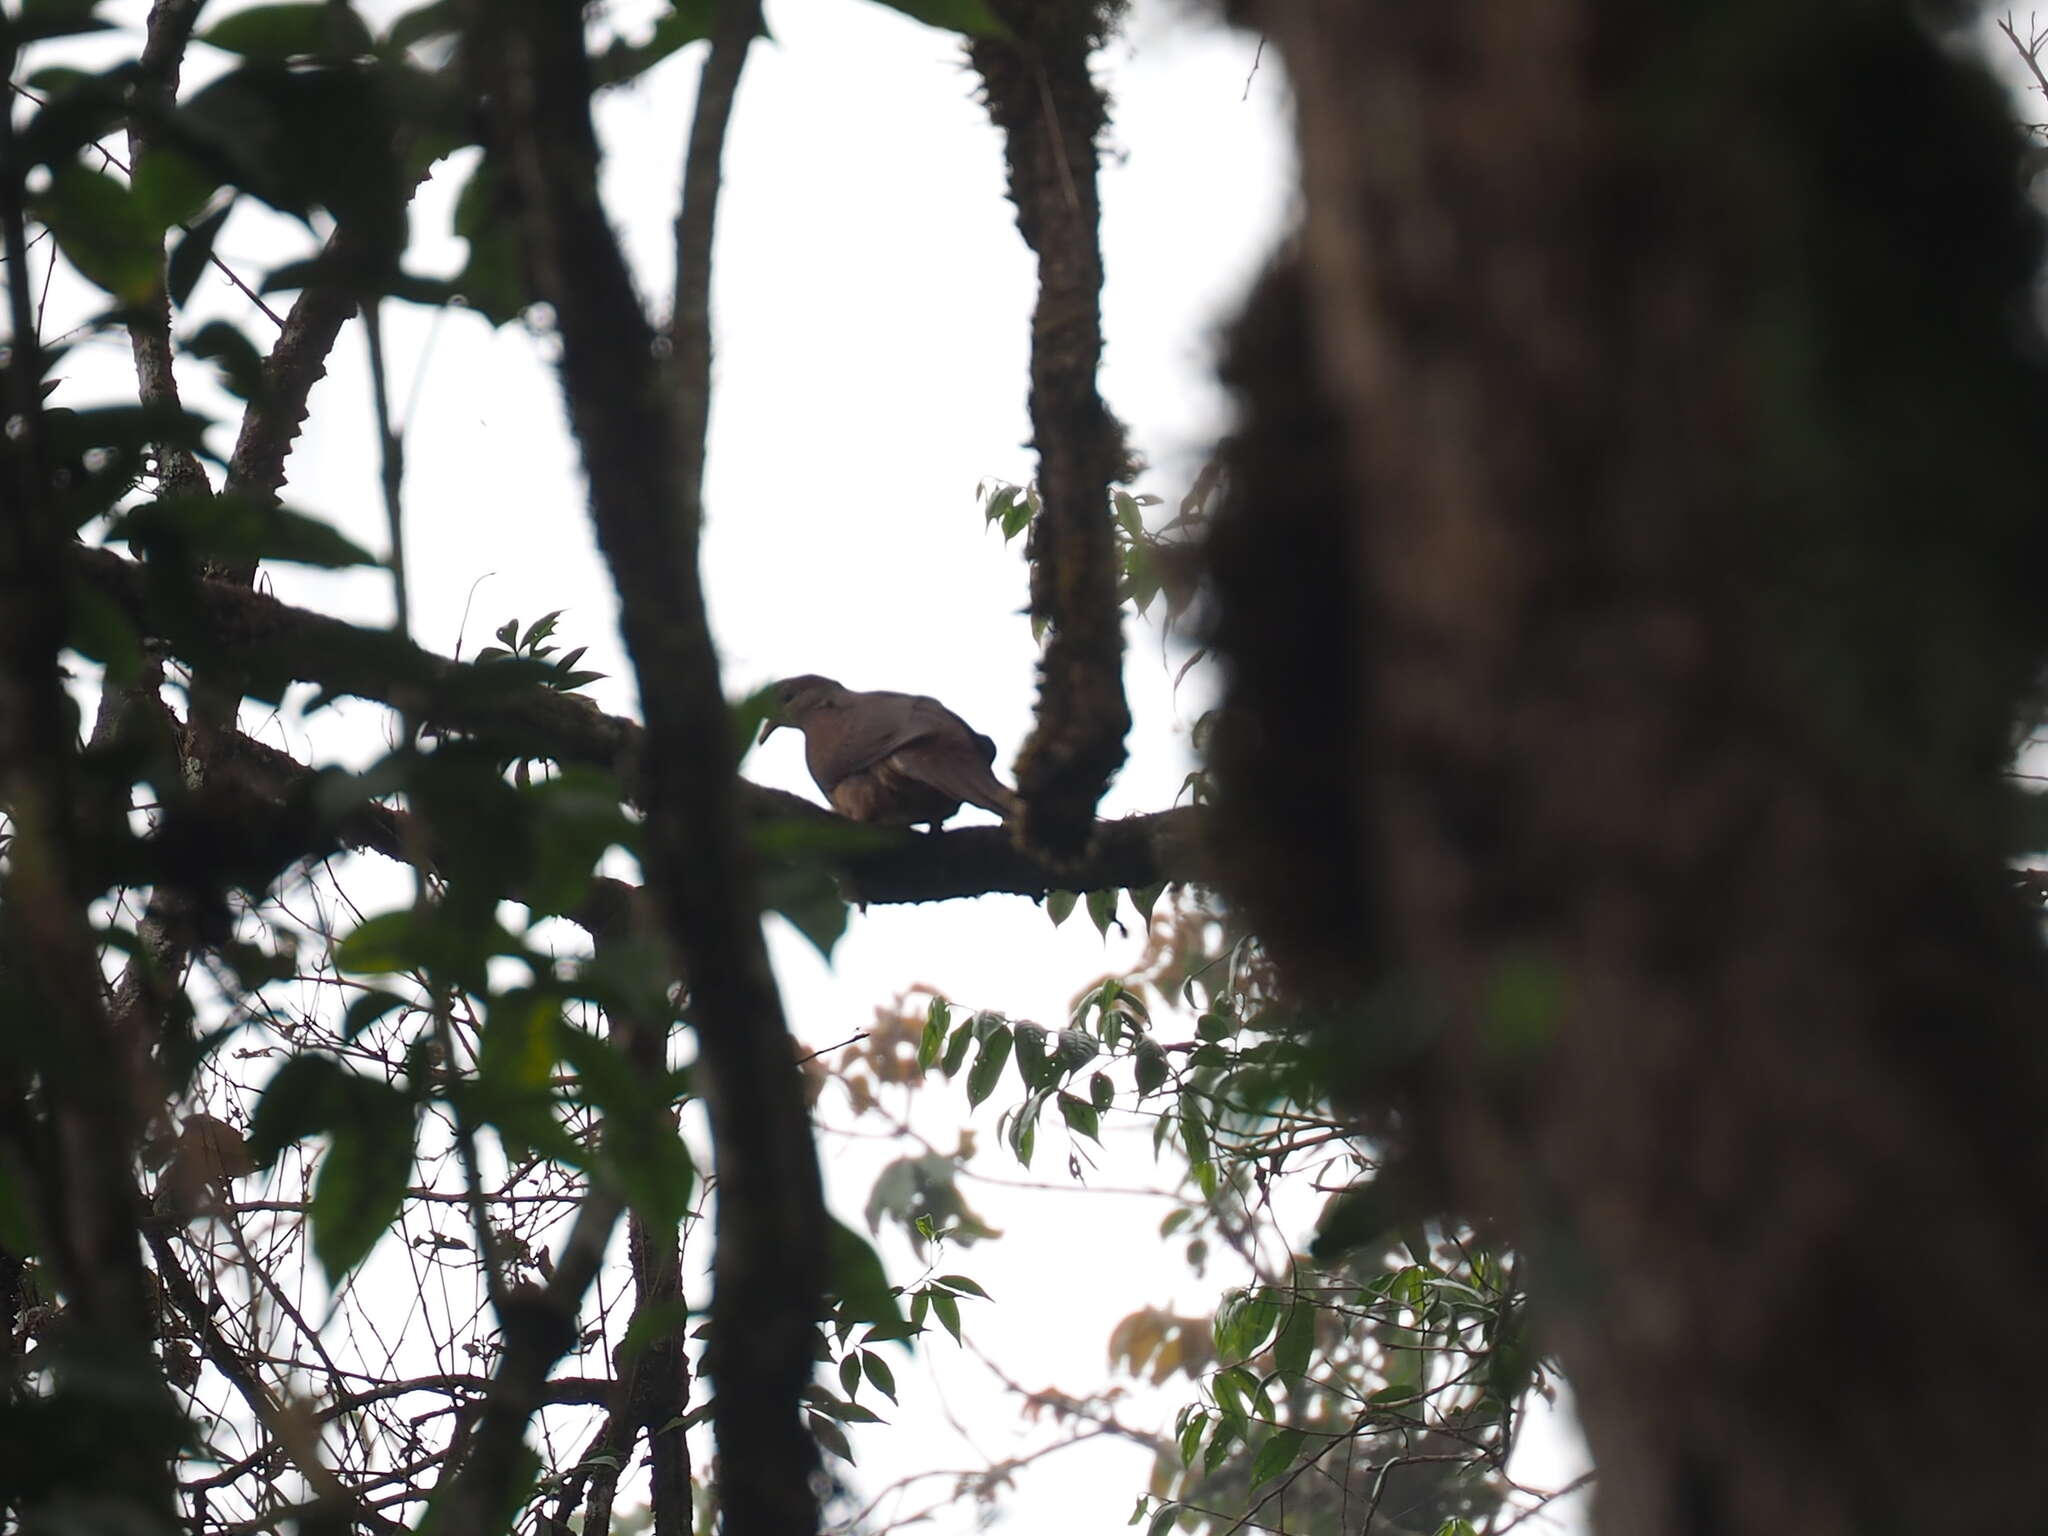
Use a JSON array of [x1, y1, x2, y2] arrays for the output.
[[757, 717, 783, 745]]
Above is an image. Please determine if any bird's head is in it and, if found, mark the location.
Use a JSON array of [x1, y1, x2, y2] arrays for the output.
[[756, 674, 844, 742]]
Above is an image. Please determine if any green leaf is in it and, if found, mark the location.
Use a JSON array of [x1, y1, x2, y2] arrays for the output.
[[1178, 1089, 1210, 1167], [1056, 1091, 1101, 1143], [761, 858, 849, 960], [965, 1024, 1012, 1108], [1012, 1021, 1053, 1091], [1309, 1183, 1394, 1263], [838, 1352, 862, 1399], [1211, 1363, 1255, 1418], [247, 1054, 352, 1166], [16, 62, 134, 170], [1273, 1294, 1315, 1378], [1113, 491, 1144, 539], [1212, 1289, 1248, 1362], [809, 1393, 883, 1426], [332, 908, 424, 975], [808, 1411, 855, 1466], [1129, 880, 1167, 927], [167, 198, 236, 307], [1054, 1026, 1099, 1078], [10, 0, 113, 46], [941, 1019, 975, 1078], [929, 1288, 962, 1343], [918, 996, 951, 1070], [31, 160, 162, 305], [861, 1349, 897, 1402], [1088, 1070, 1114, 1113], [187, 318, 269, 403], [828, 1218, 905, 1330], [63, 580, 145, 684], [932, 1274, 989, 1299], [1146, 1502, 1181, 1536], [1249, 1427, 1305, 1489], [112, 490, 377, 570], [521, 768, 637, 916], [1045, 889, 1076, 927], [178, 60, 407, 243], [859, 1317, 921, 1346], [200, 3, 374, 60], [1237, 1290, 1281, 1357], [1202, 1416, 1238, 1475], [343, 987, 413, 1040], [451, 154, 527, 325], [129, 148, 218, 230], [1134, 1034, 1169, 1098], [555, 1025, 696, 1229], [311, 1099, 415, 1280], [1086, 886, 1119, 937]]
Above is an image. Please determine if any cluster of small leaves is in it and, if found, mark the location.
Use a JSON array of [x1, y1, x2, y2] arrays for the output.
[[812, 1213, 990, 1466], [917, 992, 1128, 1167], [901, 900, 1548, 1535], [978, 471, 1221, 802], [977, 474, 1209, 633], [5, 3, 1083, 1533], [473, 610, 608, 694], [1044, 877, 1169, 940], [245, 749, 679, 1281]]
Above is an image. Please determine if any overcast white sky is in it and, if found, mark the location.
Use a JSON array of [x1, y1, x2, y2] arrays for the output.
[[21, 0, 1593, 1528]]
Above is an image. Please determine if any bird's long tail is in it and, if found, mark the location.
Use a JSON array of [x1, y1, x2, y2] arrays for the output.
[[892, 740, 1023, 821]]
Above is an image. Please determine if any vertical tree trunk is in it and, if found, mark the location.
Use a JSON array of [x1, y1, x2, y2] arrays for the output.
[[1216, 5, 2048, 1530]]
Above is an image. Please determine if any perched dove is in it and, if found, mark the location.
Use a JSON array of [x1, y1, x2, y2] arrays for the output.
[[756, 675, 1023, 829]]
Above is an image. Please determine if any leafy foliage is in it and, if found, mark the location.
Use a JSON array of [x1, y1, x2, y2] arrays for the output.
[[817, 894, 1558, 1535], [0, 4, 1580, 1535]]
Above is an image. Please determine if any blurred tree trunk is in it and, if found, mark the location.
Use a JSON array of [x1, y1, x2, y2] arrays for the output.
[[1212, 4, 2048, 1532]]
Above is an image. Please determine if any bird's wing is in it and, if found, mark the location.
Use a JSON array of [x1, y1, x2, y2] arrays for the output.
[[903, 695, 1000, 759], [888, 737, 1022, 820], [802, 689, 932, 792]]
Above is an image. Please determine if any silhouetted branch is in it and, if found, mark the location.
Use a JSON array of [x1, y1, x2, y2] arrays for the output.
[[71, 545, 1207, 904], [972, 1, 1131, 858]]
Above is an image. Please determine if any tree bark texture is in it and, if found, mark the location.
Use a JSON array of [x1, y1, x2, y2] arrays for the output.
[[972, 0, 1133, 858], [1212, 5, 2048, 1533]]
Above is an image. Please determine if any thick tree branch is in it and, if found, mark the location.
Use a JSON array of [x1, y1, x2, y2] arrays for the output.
[[459, 3, 821, 1532], [224, 220, 392, 511], [0, 86, 181, 1531], [71, 544, 1206, 902], [972, 2, 1131, 858], [124, 0, 208, 499], [1218, 5, 2048, 1532]]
